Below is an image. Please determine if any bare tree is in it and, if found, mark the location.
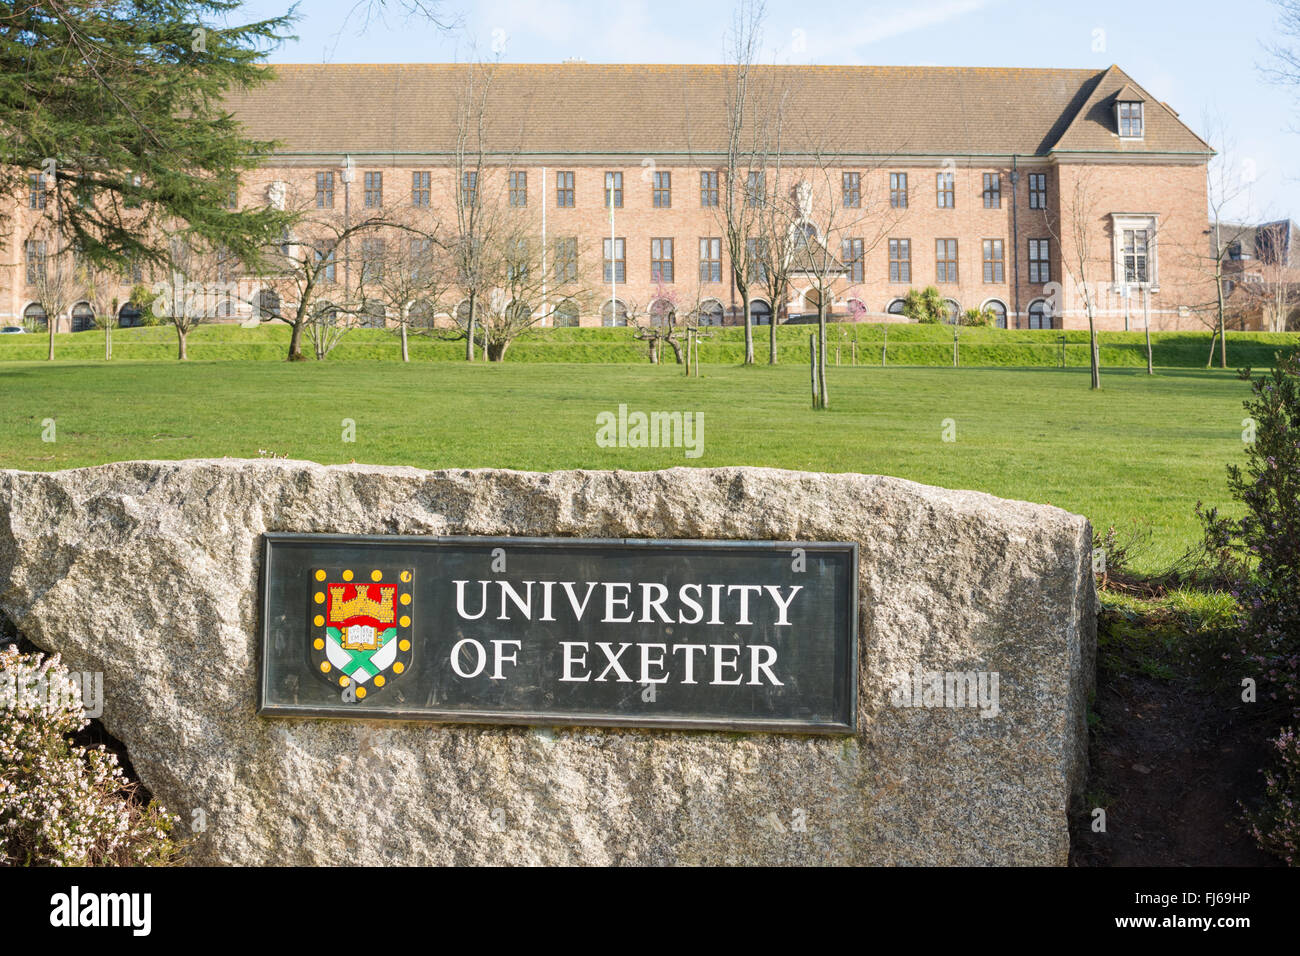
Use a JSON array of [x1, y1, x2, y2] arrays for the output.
[[24, 224, 79, 361], [76, 256, 122, 360], [366, 214, 453, 361], [1044, 169, 1103, 389]]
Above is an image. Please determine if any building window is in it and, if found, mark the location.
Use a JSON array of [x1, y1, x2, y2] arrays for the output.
[[509, 171, 527, 207], [750, 299, 773, 326], [697, 299, 724, 326], [1028, 238, 1051, 284], [1027, 298, 1051, 329], [604, 171, 623, 208], [602, 299, 628, 327], [651, 238, 674, 283], [700, 238, 722, 283], [315, 171, 335, 208], [701, 171, 719, 207], [603, 237, 625, 283], [460, 171, 477, 208], [364, 171, 383, 208], [412, 171, 431, 207], [842, 237, 865, 282], [653, 171, 671, 208], [554, 300, 580, 327], [24, 240, 46, 284], [408, 237, 432, 281], [886, 298, 906, 316], [1028, 173, 1047, 209], [982, 239, 1004, 283], [942, 299, 960, 324], [313, 241, 336, 283], [745, 171, 764, 207], [937, 172, 955, 208], [360, 238, 384, 283], [554, 237, 577, 283], [506, 238, 530, 281], [936, 238, 958, 283], [745, 238, 769, 283], [890, 172, 908, 208], [982, 173, 1000, 209], [1122, 228, 1150, 283], [843, 172, 861, 208], [29, 172, 46, 210], [889, 239, 911, 283], [225, 185, 239, 209], [983, 299, 1008, 328], [1118, 101, 1144, 138], [556, 171, 575, 208]]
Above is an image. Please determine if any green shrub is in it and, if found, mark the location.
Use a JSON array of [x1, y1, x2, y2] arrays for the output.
[[0, 645, 180, 865], [902, 286, 945, 324], [960, 308, 993, 327]]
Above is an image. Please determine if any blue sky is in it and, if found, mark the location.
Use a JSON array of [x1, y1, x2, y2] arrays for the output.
[[234, 0, 1296, 220]]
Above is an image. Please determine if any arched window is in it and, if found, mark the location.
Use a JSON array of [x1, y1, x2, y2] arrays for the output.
[[71, 302, 95, 332], [408, 299, 436, 329], [118, 303, 143, 328], [942, 299, 960, 324], [982, 299, 1008, 329], [257, 288, 281, 321], [601, 298, 628, 327], [750, 298, 773, 326], [886, 298, 906, 316], [454, 300, 472, 329], [23, 303, 47, 331], [362, 299, 386, 328], [1027, 299, 1052, 330], [507, 300, 532, 325], [312, 301, 339, 326], [553, 300, 580, 328], [649, 298, 675, 327], [697, 299, 724, 326]]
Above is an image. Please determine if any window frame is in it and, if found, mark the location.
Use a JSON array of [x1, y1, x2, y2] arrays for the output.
[[842, 172, 861, 209], [363, 171, 383, 208], [509, 170, 528, 207], [842, 237, 865, 282], [890, 172, 908, 209], [982, 172, 1001, 209], [650, 237, 675, 283], [603, 236, 626, 283], [315, 171, 335, 209], [700, 171, 719, 207], [556, 170, 575, 208], [653, 171, 672, 208], [982, 238, 1005, 283], [604, 171, 623, 209], [1028, 238, 1051, 284], [937, 172, 955, 209], [936, 238, 958, 283], [1028, 172, 1047, 210], [699, 237, 722, 284], [411, 170, 431, 208], [888, 238, 911, 284]]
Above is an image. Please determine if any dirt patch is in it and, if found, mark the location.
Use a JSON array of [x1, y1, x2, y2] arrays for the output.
[[1071, 664, 1280, 866]]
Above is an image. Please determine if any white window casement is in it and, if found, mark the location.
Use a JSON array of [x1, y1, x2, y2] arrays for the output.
[[1110, 214, 1158, 292], [1116, 100, 1144, 139]]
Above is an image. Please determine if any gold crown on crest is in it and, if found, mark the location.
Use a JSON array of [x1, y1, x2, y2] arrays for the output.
[[328, 584, 396, 623]]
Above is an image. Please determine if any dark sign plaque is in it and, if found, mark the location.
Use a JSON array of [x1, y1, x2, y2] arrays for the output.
[[257, 535, 857, 733]]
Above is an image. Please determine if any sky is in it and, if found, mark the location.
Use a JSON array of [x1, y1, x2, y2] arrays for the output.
[[232, 0, 1298, 220]]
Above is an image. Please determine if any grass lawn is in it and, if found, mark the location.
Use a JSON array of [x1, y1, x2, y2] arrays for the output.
[[0, 359, 1254, 572]]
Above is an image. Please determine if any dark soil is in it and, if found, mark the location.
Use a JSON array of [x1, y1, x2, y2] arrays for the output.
[[1070, 653, 1281, 866]]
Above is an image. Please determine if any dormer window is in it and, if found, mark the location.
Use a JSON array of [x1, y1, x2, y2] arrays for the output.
[[1117, 100, 1144, 138]]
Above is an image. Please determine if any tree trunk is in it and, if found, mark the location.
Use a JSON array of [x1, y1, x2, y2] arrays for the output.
[[768, 299, 778, 365], [665, 333, 684, 365], [1143, 288, 1152, 375], [487, 338, 509, 362], [47, 319, 54, 361], [105, 324, 112, 361], [1206, 328, 1218, 369], [740, 284, 753, 365], [177, 327, 188, 361], [1087, 312, 1100, 390], [817, 303, 829, 409], [466, 291, 477, 362], [401, 323, 409, 363], [288, 320, 306, 362]]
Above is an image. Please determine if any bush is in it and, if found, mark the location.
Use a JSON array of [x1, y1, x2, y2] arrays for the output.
[[0, 645, 180, 865], [902, 286, 945, 324], [1202, 350, 1300, 863], [960, 308, 993, 327]]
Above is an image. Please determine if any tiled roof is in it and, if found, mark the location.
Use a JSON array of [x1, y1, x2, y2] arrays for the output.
[[223, 63, 1213, 159], [1050, 65, 1212, 154]]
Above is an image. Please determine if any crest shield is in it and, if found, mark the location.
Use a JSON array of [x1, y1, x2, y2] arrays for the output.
[[309, 567, 414, 701]]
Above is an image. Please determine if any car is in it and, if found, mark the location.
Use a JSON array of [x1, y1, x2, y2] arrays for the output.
[[0, 326, 26, 334]]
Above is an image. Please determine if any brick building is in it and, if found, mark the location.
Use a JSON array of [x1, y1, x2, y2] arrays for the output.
[[2, 62, 1216, 332]]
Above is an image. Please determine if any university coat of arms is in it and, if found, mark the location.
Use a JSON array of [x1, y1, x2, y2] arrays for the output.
[[310, 567, 414, 700]]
